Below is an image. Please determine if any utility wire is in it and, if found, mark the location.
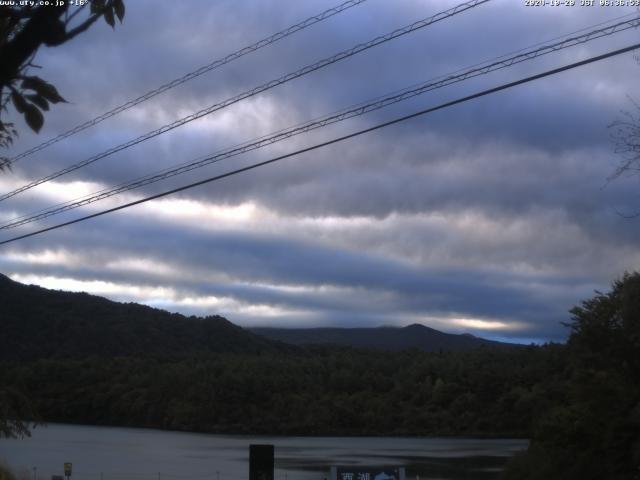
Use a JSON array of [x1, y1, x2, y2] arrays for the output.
[[2, 15, 638, 230], [1, 42, 638, 247], [0, 0, 490, 203], [2, 14, 635, 228], [5, 0, 368, 165], [7, 11, 636, 229]]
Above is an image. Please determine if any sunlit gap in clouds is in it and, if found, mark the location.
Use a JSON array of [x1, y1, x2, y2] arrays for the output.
[[452, 317, 527, 331], [4, 267, 543, 339], [407, 313, 533, 337], [4, 249, 77, 266], [5, 272, 320, 325], [146, 197, 257, 222], [8, 273, 176, 300]]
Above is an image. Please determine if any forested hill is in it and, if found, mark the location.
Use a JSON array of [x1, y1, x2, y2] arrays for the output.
[[2, 272, 639, 478], [0, 272, 516, 361], [0, 273, 282, 360], [250, 324, 514, 351]]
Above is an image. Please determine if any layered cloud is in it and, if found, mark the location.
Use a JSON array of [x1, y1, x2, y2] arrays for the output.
[[1, 0, 639, 342]]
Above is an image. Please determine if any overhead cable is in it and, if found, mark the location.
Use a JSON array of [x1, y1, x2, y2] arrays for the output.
[[1, 41, 638, 247], [5, 0, 369, 165], [0, 0, 490, 202], [2, 15, 638, 230]]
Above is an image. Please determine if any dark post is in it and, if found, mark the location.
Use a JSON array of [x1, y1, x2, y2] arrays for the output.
[[249, 444, 274, 480], [63, 463, 72, 480]]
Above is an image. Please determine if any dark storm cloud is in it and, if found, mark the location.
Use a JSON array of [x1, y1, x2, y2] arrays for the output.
[[1, 0, 639, 341]]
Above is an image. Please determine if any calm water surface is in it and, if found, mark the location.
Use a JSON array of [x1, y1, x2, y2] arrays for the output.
[[0, 424, 527, 480]]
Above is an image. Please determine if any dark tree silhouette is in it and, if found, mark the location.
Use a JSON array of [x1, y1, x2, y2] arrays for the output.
[[0, 0, 125, 168], [0, 0, 125, 436], [609, 99, 640, 189], [505, 272, 640, 480], [0, 386, 39, 438], [608, 55, 640, 207]]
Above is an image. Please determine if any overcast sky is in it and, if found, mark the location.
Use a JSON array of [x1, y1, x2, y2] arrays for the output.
[[1, 0, 639, 343]]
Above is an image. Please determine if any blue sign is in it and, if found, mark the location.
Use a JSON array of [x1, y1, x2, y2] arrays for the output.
[[332, 466, 404, 480]]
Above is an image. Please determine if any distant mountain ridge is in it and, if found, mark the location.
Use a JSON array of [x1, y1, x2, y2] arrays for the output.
[[0, 272, 514, 360], [250, 324, 516, 351], [0, 273, 282, 360]]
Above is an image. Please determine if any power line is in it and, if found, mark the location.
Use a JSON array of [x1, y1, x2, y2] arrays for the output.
[[0, 0, 490, 202], [3, 14, 636, 228], [5, 0, 368, 165], [1, 42, 637, 247], [2, 14, 638, 230]]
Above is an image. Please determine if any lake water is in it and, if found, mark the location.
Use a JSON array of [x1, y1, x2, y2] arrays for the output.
[[0, 424, 527, 480]]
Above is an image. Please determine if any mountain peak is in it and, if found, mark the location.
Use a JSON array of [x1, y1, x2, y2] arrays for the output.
[[251, 324, 515, 352]]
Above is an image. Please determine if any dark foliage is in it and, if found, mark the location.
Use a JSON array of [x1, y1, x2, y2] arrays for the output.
[[505, 273, 640, 480], [0, 272, 564, 438], [0, 0, 125, 167], [0, 273, 282, 359], [0, 346, 563, 437], [0, 385, 39, 438], [2, 271, 639, 479]]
